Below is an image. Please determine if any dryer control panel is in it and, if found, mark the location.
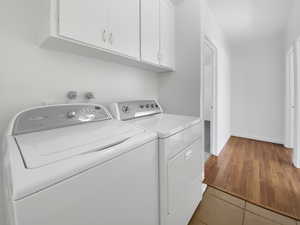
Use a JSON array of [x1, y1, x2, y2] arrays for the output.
[[111, 100, 163, 121], [13, 104, 112, 135]]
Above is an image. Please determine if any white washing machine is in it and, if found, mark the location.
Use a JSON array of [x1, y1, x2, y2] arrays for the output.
[[2, 104, 159, 225], [110, 100, 204, 225]]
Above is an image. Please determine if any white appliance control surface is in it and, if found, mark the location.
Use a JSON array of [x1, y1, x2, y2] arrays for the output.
[[128, 113, 201, 138], [13, 104, 112, 135], [111, 100, 200, 138], [111, 100, 163, 121]]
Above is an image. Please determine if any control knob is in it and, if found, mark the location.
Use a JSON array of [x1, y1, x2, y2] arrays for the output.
[[122, 105, 130, 113], [67, 111, 76, 119]]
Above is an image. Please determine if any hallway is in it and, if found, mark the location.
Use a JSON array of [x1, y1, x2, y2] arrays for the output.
[[204, 136, 300, 220]]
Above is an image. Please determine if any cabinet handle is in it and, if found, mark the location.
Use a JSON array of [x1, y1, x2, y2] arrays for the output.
[[109, 33, 113, 45], [102, 30, 107, 42]]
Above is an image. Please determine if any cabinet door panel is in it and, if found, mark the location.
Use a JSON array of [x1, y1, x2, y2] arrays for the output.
[[58, 0, 108, 49], [141, 0, 160, 65], [109, 0, 140, 59], [160, 0, 175, 69]]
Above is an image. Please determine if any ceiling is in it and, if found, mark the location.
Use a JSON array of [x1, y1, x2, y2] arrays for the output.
[[206, 0, 294, 41]]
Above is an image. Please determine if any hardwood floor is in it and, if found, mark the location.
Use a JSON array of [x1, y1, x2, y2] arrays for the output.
[[204, 136, 300, 220]]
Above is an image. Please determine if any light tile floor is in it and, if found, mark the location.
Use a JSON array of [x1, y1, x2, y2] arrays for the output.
[[189, 187, 300, 225]]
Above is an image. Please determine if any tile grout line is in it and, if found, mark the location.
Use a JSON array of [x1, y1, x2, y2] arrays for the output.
[[207, 192, 246, 210], [243, 209, 296, 225], [207, 189, 298, 225], [203, 191, 246, 225], [242, 207, 246, 225], [207, 185, 299, 221], [198, 218, 208, 225]]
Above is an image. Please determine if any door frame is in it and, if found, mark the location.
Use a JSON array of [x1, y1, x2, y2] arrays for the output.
[[201, 35, 218, 156], [285, 47, 295, 148], [293, 38, 300, 168]]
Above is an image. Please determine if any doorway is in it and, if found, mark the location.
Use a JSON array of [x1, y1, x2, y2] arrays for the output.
[[202, 36, 217, 159], [285, 47, 295, 149]]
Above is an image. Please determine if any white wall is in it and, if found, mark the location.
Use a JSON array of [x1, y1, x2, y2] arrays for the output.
[[0, 1, 159, 224], [230, 34, 285, 144], [159, 0, 231, 155], [286, 0, 300, 48], [202, 2, 231, 154], [158, 0, 201, 117]]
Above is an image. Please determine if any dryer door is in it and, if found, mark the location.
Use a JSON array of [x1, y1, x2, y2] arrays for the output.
[[167, 139, 202, 225]]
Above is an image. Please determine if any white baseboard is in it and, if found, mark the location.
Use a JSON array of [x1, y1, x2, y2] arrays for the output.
[[201, 183, 207, 197], [293, 162, 300, 169], [284, 144, 293, 149], [293, 156, 300, 168], [231, 132, 283, 145]]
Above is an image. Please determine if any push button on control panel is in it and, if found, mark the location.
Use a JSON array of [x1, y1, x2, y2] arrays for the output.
[[115, 100, 162, 120]]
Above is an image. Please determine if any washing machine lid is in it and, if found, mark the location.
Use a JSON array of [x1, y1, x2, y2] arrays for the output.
[[15, 120, 144, 169], [129, 114, 201, 138], [11, 104, 145, 169]]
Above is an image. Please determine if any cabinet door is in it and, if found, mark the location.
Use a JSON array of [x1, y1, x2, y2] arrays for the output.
[[58, 0, 109, 49], [141, 0, 160, 65], [159, 0, 175, 69], [109, 0, 140, 59]]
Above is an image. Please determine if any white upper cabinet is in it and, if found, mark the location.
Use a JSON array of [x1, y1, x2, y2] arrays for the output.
[[141, 0, 160, 65], [58, 0, 109, 49], [141, 0, 175, 70], [40, 0, 175, 72], [109, 0, 140, 59], [159, 0, 175, 69], [58, 0, 139, 58]]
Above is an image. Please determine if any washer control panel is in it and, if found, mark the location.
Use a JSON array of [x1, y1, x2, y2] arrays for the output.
[[111, 100, 162, 121], [13, 104, 112, 135]]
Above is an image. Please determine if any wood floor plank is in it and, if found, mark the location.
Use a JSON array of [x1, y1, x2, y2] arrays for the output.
[[203, 136, 300, 220]]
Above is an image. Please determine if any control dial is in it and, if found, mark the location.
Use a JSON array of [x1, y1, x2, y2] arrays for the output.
[[122, 105, 130, 113], [67, 111, 76, 119]]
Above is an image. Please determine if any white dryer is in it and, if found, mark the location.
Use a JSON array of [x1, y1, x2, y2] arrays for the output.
[[110, 100, 204, 225], [2, 104, 159, 225]]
